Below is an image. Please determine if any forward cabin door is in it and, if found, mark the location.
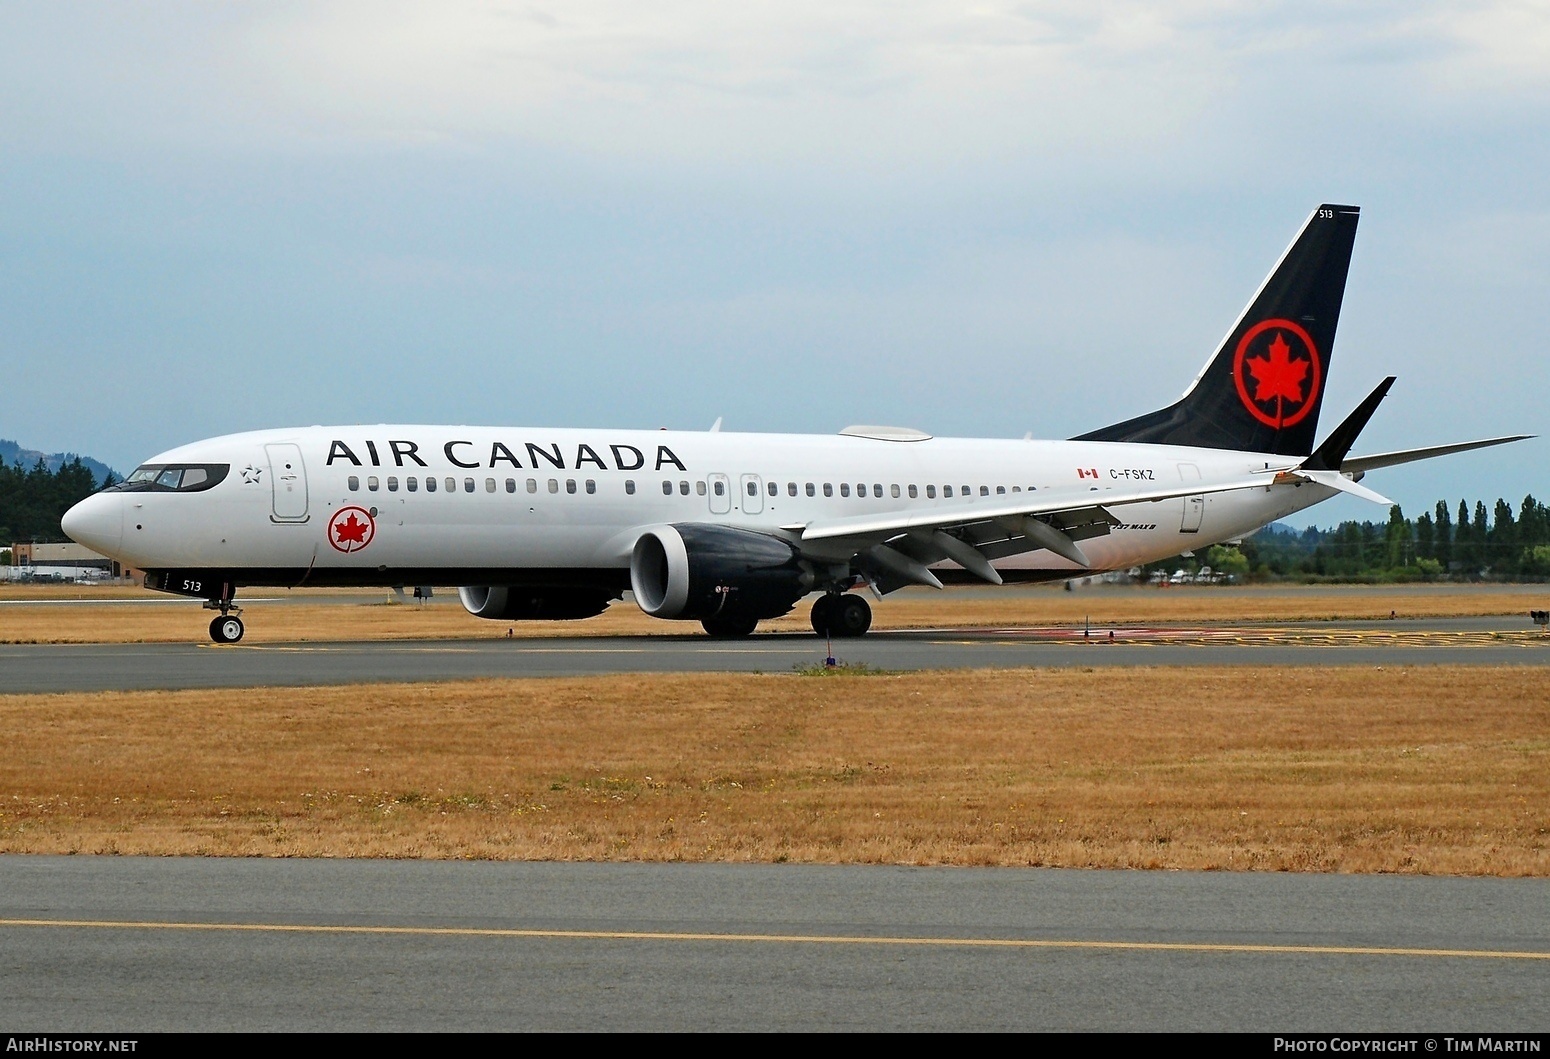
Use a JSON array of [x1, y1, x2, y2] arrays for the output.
[[266, 443, 310, 522], [1177, 462, 1204, 534]]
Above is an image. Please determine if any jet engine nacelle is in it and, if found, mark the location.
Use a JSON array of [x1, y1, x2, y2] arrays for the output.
[[629, 523, 814, 621], [457, 586, 614, 621]]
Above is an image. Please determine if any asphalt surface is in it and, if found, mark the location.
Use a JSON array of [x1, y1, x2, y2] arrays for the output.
[[3, 616, 1550, 693], [2, 857, 1545, 1032]]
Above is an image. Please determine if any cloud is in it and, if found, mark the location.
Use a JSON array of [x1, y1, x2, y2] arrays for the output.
[[4, 2, 1545, 177]]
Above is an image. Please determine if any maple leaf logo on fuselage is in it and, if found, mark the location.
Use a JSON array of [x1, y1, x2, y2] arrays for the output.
[[327, 506, 376, 553], [334, 514, 368, 545]]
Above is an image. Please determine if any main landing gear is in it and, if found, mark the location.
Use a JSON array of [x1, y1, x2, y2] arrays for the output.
[[204, 585, 244, 644], [810, 592, 871, 638]]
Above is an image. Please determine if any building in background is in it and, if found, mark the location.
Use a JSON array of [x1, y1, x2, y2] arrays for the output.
[[5, 542, 127, 582]]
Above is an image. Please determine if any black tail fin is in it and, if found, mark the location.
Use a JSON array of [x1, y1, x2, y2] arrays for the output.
[[1074, 204, 1360, 456]]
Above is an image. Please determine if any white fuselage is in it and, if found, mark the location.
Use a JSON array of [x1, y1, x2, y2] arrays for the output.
[[65, 424, 1332, 586]]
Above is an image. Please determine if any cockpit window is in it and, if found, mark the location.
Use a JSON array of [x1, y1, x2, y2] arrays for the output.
[[109, 464, 229, 493]]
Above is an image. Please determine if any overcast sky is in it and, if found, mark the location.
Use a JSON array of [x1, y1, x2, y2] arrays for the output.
[[2, 2, 1545, 526]]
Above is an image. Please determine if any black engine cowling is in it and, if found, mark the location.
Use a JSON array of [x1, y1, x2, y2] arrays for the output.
[[458, 586, 614, 621], [629, 524, 813, 621]]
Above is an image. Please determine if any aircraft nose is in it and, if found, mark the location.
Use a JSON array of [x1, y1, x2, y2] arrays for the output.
[[61, 492, 124, 557]]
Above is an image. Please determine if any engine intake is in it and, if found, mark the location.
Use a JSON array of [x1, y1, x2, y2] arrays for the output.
[[630, 524, 813, 621], [458, 586, 613, 621]]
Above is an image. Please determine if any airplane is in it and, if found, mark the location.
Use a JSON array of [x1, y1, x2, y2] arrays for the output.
[[62, 203, 1529, 644]]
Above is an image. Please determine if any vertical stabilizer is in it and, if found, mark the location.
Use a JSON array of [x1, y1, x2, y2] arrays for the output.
[[1075, 204, 1360, 456]]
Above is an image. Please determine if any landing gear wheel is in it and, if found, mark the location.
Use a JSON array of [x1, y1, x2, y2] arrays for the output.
[[831, 595, 871, 638], [209, 615, 245, 644], [701, 614, 759, 638], [810, 594, 838, 636]]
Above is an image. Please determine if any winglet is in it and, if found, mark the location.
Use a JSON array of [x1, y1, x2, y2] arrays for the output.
[[1301, 376, 1395, 471]]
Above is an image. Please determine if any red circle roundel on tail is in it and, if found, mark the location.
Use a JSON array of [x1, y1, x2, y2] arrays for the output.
[[1232, 318, 1322, 430], [328, 505, 376, 554]]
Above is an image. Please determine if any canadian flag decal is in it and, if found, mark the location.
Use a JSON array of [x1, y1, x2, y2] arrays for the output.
[[1077, 468, 1099, 479]]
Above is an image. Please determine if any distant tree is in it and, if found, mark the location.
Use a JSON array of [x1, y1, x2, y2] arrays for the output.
[[0, 456, 104, 543], [1520, 495, 1547, 550], [1385, 505, 1410, 569], [1473, 501, 1489, 571], [1455, 500, 1473, 571], [1492, 499, 1517, 575], [1434, 500, 1453, 568], [1415, 511, 1435, 561]]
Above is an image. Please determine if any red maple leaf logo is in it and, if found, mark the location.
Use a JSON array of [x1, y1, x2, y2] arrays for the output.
[[1232, 319, 1321, 430], [1246, 332, 1308, 406], [334, 513, 368, 545]]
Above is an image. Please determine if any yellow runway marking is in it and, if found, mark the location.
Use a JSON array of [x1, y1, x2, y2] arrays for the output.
[[2, 918, 1546, 960]]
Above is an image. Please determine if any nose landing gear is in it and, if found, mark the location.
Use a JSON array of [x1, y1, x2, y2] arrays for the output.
[[209, 614, 245, 644], [203, 584, 245, 643], [810, 592, 871, 638]]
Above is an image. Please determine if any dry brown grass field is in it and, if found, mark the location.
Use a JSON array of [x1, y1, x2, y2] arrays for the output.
[[1, 583, 1544, 644], [3, 667, 1546, 875]]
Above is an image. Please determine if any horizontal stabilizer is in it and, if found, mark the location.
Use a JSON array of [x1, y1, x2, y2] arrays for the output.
[[1276, 468, 1393, 506], [1341, 435, 1534, 474]]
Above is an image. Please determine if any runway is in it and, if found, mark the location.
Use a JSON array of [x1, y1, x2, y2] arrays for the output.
[[2, 856, 1545, 1031], [3, 616, 1549, 692]]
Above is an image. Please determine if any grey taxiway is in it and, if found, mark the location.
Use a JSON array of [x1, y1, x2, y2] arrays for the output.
[[2, 857, 1547, 1032], [3, 615, 1549, 693]]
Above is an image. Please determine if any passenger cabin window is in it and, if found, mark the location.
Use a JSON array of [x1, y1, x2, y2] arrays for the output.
[[806, 483, 815, 497], [943, 485, 953, 497], [680, 481, 689, 495], [625, 480, 636, 495], [662, 481, 673, 495], [387, 477, 398, 492], [547, 479, 559, 494], [426, 476, 437, 493], [485, 478, 496, 493], [747, 481, 757, 497], [506, 479, 516, 493], [367, 476, 379, 491], [996, 485, 1006, 495], [464, 478, 475, 493], [714, 481, 725, 496], [891, 484, 900, 498], [980, 485, 989, 496], [527, 479, 538, 493], [840, 483, 850, 497], [407, 477, 418, 492], [444, 477, 456, 493], [823, 483, 833, 497], [586, 480, 596, 494], [787, 482, 797, 496], [696, 481, 706, 496], [348, 475, 360, 491], [925, 485, 935, 498], [566, 479, 577, 494]]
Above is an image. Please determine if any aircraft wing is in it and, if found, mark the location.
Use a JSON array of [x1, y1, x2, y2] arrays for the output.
[[789, 474, 1280, 589]]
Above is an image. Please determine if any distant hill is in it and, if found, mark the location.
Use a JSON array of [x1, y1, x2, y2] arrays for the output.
[[0, 439, 120, 486]]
